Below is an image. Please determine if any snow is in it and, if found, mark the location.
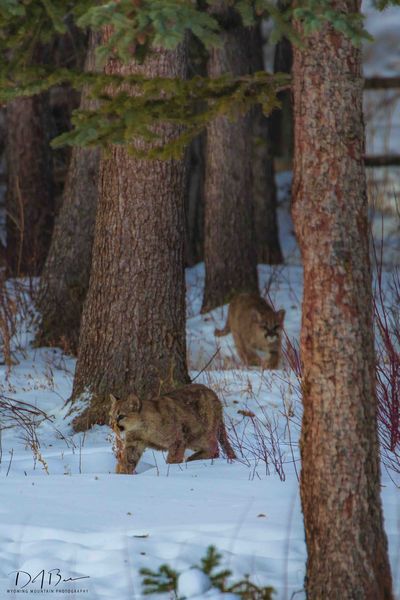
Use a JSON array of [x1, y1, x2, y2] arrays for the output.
[[1, 260, 399, 599], [0, 265, 305, 599], [177, 569, 212, 597]]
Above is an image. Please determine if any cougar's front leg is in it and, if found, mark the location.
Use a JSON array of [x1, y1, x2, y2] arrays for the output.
[[118, 441, 146, 474], [232, 332, 262, 366], [166, 438, 186, 464]]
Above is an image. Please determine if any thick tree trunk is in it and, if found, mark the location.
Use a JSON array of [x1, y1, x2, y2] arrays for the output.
[[201, 12, 258, 313], [292, 2, 393, 598], [70, 38, 189, 430], [6, 93, 54, 275], [36, 34, 100, 354], [250, 27, 283, 265]]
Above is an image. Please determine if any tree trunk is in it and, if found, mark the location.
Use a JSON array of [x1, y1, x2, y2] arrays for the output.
[[185, 134, 205, 267], [269, 0, 293, 171], [250, 27, 283, 265], [36, 33, 100, 354], [70, 37, 189, 431], [49, 24, 86, 213], [292, 2, 393, 598], [6, 92, 54, 275], [201, 11, 258, 313], [184, 33, 207, 267]]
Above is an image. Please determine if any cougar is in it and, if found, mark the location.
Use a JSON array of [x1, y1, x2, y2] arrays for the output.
[[215, 292, 285, 368], [109, 383, 236, 474]]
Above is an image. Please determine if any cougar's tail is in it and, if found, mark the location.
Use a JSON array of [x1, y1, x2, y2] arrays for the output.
[[214, 319, 230, 337], [218, 422, 236, 461]]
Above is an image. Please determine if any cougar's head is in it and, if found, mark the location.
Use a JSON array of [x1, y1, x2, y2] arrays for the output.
[[252, 308, 285, 349], [110, 393, 142, 433]]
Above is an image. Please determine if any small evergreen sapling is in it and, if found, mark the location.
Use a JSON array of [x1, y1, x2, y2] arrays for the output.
[[140, 545, 275, 599], [140, 563, 179, 596]]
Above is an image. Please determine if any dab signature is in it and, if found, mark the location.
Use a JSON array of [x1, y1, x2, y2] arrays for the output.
[[9, 569, 90, 590]]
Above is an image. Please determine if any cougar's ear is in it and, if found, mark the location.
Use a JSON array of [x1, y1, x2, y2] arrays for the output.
[[127, 393, 142, 413], [110, 394, 119, 407], [276, 309, 285, 325]]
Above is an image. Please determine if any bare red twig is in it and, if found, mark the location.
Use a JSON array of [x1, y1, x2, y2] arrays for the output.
[[372, 235, 400, 479]]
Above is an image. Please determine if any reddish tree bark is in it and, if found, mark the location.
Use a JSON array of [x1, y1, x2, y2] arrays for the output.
[[292, 2, 393, 597]]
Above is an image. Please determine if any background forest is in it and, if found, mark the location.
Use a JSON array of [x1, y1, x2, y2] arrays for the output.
[[0, 0, 400, 599]]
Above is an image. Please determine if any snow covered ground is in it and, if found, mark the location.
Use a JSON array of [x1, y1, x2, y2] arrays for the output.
[[0, 264, 304, 600], [1, 260, 399, 600]]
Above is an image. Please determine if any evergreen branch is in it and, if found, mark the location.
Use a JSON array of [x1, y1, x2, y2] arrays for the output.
[[139, 564, 179, 595], [0, 0, 374, 160], [0, 0, 373, 75], [372, 0, 400, 8], [0, 65, 289, 157], [48, 71, 288, 158]]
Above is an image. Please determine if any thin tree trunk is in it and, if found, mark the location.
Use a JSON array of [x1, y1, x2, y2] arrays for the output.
[[184, 33, 207, 267], [6, 92, 54, 275], [365, 155, 400, 167], [250, 27, 283, 265], [36, 33, 100, 354], [70, 37, 189, 431], [364, 76, 400, 89], [49, 84, 81, 213], [269, 0, 293, 170], [184, 133, 205, 267], [201, 11, 258, 313], [49, 24, 86, 212], [292, 2, 393, 597]]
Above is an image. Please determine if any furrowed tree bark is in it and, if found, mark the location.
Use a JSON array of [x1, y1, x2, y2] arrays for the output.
[[70, 37, 189, 430], [250, 26, 283, 265], [36, 33, 100, 354], [6, 92, 54, 276], [292, 2, 393, 598], [201, 8, 258, 313]]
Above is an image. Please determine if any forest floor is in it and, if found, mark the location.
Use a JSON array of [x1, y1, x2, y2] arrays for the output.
[[0, 257, 399, 600]]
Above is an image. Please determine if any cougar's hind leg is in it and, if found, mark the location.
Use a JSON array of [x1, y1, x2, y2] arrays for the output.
[[218, 423, 236, 461], [186, 438, 219, 462]]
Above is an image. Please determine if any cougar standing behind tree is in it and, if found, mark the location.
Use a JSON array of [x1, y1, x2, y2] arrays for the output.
[[215, 292, 285, 368], [110, 383, 236, 474]]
